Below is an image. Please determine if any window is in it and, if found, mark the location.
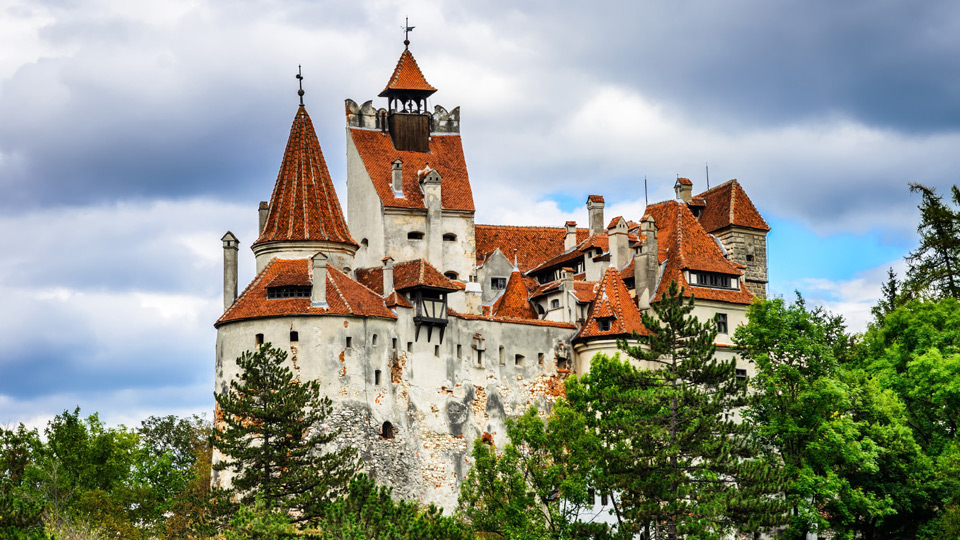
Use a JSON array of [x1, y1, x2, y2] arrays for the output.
[[477, 350, 484, 366], [372, 334, 378, 346], [491, 277, 507, 290], [444, 271, 459, 280], [693, 271, 735, 289], [457, 344, 462, 359], [442, 233, 457, 241], [289, 331, 299, 342], [407, 231, 424, 240], [715, 313, 728, 334], [515, 354, 524, 366], [536, 304, 545, 315], [255, 333, 264, 347], [407, 342, 413, 352], [381, 421, 395, 440], [375, 369, 382, 385], [499, 346, 505, 366], [550, 299, 560, 309], [736, 368, 747, 380], [746, 254, 754, 262], [601, 493, 608, 506], [598, 318, 612, 332], [538, 352, 544, 365], [588, 489, 595, 504], [434, 345, 440, 357], [346, 336, 353, 348], [267, 286, 311, 299], [392, 338, 398, 351]]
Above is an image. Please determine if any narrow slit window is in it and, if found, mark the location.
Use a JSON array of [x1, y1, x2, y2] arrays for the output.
[[346, 336, 352, 348], [392, 338, 397, 350], [372, 334, 378, 346], [375, 369, 382, 385], [499, 346, 505, 366], [289, 331, 298, 343], [407, 342, 413, 352], [434, 345, 440, 357], [477, 350, 483, 366], [457, 344, 462, 359], [538, 353, 544, 365]]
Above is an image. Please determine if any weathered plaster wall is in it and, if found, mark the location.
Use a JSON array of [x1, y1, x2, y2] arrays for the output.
[[215, 311, 576, 510], [477, 250, 513, 304], [346, 129, 386, 271]]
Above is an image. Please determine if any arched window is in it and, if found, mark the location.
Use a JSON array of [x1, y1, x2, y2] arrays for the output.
[[442, 233, 457, 242], [407, 231, 424, 240], [361, 238, 369, 248], [381, 421, 395, 440], [444, 271, 459, 280]]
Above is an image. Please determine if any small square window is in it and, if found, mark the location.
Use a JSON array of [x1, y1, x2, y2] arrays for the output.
[[372, 334, 378, 346], [736, 368, 747, 380], [491, 277, 507, 290], [551, 299, 560, 309], [598, 319, 612, 332], [715, 313, 728, 334], [392, 338, 398, 351], [289, 331, 298, 343]]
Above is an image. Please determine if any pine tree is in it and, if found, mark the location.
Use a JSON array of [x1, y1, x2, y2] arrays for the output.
[[906, 183, 960, 299], [214, 343, 358, 524], [567, 281, 784, 539]]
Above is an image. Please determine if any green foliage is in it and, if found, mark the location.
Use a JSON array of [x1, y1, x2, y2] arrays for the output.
[[0, 424, 46, 539], [319, 474, 471, 540], [566, 281, 784, 539], [737, 296, 932, 539], [225, 495, 301, 540], [214, 343, 358, 524], [458, 406, 609, 539], [905, 183, 960, 299]]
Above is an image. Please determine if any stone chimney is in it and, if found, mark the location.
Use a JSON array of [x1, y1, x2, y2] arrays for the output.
[[586, 195, 605, 236], [635, 215, 659, 309], [420, 166, 443, 270], [391, 160, 403, 193], [382, 256, 395, 296], [607, 217, 629, 270], [560, 267, 576, 324], [258, 201, 269, 234], [674, 178, 693, 203], [311, 251, 328, 307], [221, 232, 239, 311], [465, 280, 483, 315], [564, 221, 577, 250]]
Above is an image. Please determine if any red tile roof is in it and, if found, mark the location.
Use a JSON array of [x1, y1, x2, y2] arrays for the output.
[[255, 107, 357, 247], [385, 290, 413, 309], [216, 259, 396, 326], [475, 225, 589, 272], [696, 179, 770, 232], [677, 177, 693, 186], [587, 195, 605, 203], [644, 200, 755, 305], [575, 268, 649, 340], [350, 129, 474, 212], [448, 309, 576, 329], [378, 48, 437, 97], [356, 259, 460, 294], [491, 271, 539, 320]]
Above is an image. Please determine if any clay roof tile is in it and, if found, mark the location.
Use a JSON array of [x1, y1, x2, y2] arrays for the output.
[[378, 48, 437, 97], [491, 271, 539, 320]]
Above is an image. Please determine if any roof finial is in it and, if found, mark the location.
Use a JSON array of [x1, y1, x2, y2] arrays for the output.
[[296, 65, 305, 106], [403, 17, 415, 48]]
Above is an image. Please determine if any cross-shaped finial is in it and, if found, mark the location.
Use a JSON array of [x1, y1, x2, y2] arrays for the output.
[[296, 65, 305, 106], [403, 17, 415, 48]]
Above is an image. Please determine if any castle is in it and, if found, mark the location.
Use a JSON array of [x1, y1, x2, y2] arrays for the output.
[[213, 40, 770, 510]]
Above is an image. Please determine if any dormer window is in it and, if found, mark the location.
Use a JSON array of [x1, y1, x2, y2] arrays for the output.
[[267, 286, 312, 299], [598, 317, 613, 332], [690, 271, 737, 290]]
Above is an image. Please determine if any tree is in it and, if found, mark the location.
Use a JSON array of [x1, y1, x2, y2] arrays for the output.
[[214, 343, 358, 524], [567, 281, 784, 539], [737, 296, 933, 539], [0, 424, 46, 539], [871, 268, 907, 324], [457, 406, 607, 539], [320, 474, 472, 540], [905, 183, 960, 299]]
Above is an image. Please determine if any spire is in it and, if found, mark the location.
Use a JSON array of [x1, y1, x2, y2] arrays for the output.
[[254, 106, 357, 247], [491, 270, 539, 320], [378, 46, 437, 107], [296, 65, 305, 106]]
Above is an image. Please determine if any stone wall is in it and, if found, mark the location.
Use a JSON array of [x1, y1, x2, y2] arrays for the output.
[[713, 228, 768, 298]]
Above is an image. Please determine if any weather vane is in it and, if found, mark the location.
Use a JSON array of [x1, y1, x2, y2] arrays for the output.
[[296, 65, 305, 106], [403, 17, 415, 47]]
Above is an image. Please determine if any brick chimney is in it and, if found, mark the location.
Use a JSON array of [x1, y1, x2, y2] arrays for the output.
[[382, 256, 395, 296], [674, 178, 693, 203], [564, 221, 577, 250], [634, 215, 659, 309], [221, 232, 239, 311], [311, 251, 328, 307], [586, 195, 605, 236]]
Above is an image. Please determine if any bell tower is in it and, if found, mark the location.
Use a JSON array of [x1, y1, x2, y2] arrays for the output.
[[378, 33, 437, 152]]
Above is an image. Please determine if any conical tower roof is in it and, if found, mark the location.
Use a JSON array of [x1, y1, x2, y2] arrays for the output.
[[378, 48, 437, 98], [492, 270, 539, 320], [255, 106, 357, 247]]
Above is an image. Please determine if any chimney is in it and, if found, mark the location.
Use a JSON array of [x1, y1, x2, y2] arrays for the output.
[[586, 195, 605, 236], [635, 215, 659, 309], [560, 267, 575, 324], [392, 160, 403, 193], [607, 217, 629, 270], [674, 178, 693, 203], [564, 221, 577, 250], [221, 232, 239, 311], [311, 251, 328, 307], [420, 167, 443, 269], [258, 201, 269, 233], [382, 256, 395, 296]]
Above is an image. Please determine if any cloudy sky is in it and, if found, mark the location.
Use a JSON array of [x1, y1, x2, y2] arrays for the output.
[[2, 0, 958, 428]]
